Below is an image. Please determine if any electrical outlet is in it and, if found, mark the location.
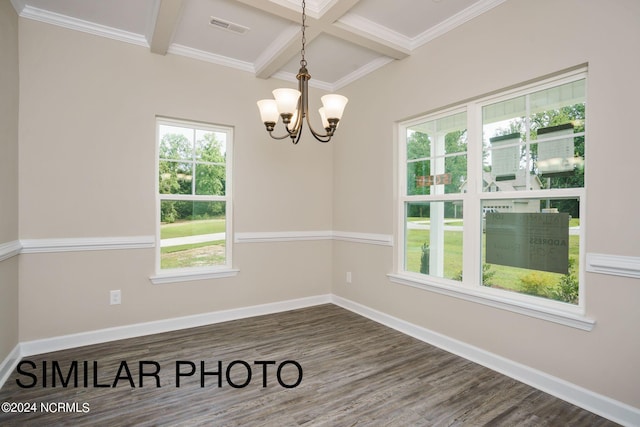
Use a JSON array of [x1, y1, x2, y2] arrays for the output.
[[346, 272, 352, 284], [110, 290, 121, 305]]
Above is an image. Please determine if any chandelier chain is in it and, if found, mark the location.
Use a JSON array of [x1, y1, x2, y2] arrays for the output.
[[300, 0, 307, 67]]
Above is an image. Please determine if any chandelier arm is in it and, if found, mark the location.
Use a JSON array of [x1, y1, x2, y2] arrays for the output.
[[304, 114, 333, 142], [267, 130, 296, 140], [291, 130, 303, 145]]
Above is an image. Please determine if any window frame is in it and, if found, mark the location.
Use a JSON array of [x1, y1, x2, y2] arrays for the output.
[[151, 117, 238, 284], [391, 68, 594, 330]]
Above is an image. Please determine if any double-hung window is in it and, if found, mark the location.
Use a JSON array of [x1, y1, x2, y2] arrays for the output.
[[153, 118, 235, 283], [395, 68, 589, 326]]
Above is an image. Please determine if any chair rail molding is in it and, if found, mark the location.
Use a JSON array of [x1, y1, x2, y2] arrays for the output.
[[0, 240, 21, 261], [586, 253, 640, 279], [20, 236, 155, 253]]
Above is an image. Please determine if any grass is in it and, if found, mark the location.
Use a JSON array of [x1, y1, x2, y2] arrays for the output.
[[161, 243, 226, 269], [406, 228, 462, 279], [405, 217, 580, 301], [160, 218, 227, 269], [160, 218, 226, 239], [160, 216, 580, 301]]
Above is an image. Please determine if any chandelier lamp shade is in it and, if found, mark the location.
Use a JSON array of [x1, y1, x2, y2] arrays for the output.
[[256, 0, 348, 144]]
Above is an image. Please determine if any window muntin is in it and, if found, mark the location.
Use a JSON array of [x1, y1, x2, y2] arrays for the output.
[[398, 71, 586, 309], [157, 119, 232, 273], [406, 111, 467, 196]]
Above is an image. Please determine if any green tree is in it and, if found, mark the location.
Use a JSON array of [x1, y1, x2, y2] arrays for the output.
[[195, 132, 226, 197], [158, 132, 226, 222], [406, 129, 467, 217], [406, 131, 431, 197], [444, 129, 467, 194]]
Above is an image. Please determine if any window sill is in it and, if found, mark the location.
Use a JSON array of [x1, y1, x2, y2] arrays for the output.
[[150, 268, 239, 285], [387, 273, 595, 331]]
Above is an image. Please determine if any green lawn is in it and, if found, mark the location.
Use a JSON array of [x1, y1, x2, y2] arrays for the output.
[[406, 228, 463, 279], [160, 243, 226, 269], [160, 218, 226, 239], [160, 218, 226, 269], [405, 217, 580, 302]]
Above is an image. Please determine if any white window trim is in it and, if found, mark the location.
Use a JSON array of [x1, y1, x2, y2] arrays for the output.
[[394, 68, 593, 330], [387, 272, 594, 330], [152, 117, 236, 284]]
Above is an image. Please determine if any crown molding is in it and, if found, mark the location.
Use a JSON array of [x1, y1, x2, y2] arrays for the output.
[[336, 13, 412, 52], [13, 0, 509, 90], [411, 0, 508, 49], [267, 0, 334, 19], [167, 44, 255, 73], [332, 56, 395, 90], [18, 5, 148, 48]]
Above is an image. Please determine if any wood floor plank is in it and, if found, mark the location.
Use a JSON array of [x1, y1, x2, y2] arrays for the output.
[[0, 305, 619, 426]]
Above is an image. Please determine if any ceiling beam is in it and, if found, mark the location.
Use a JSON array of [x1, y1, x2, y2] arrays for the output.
[[254, 24, 315, 79], [149, 0, 186, 55], [234, 0, 301, 22], [237, 0, 409, 80], [325, 23, 410, 60]]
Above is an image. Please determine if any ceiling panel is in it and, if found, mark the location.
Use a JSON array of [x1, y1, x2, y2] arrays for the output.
[[348, 0, 480, 39], [172, 0, 294, 63], [281, 33, 383, 85]]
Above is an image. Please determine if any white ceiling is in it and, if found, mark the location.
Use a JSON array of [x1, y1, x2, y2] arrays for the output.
[[11, 0, 505, 90]]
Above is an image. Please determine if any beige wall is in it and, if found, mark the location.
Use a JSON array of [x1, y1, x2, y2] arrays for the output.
[[0, 1, 20, 363], [333, 0, 640, 408], [10, 0, 640, 414], [17, 19, 333, 339]]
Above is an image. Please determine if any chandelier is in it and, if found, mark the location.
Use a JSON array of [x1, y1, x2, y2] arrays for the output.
[[256, 0, 348, 144]]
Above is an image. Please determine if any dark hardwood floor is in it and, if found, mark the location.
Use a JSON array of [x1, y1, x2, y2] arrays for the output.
[[0, 304, 618, 426]]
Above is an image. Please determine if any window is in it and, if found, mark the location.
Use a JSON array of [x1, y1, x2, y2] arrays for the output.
[[403, 110, 467, 281], [153, 118, 235, 283], [395, 69, 589, 325]]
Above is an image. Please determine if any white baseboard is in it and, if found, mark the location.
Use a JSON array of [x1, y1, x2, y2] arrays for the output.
[[331, 295, 640, 427], [0, 344, 21, 389], [2, 294, 638, 426], [19, 294, 332, 357]]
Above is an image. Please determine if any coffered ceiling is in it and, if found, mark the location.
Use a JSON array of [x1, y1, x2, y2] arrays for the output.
[[11, 0, 505, 90]]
